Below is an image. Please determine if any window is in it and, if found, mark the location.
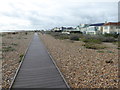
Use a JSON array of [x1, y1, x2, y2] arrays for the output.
[[104, 26, 108, 29], [110, 26, 113, 29], [117, 26, 120, 29]]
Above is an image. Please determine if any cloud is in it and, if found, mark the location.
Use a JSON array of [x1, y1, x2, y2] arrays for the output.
[[0, 0, 119, 30]]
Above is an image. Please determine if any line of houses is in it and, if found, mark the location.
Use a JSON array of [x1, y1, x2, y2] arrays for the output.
[[51, 22, 120, 35]]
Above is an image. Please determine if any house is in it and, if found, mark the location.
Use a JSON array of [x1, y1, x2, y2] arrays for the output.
[[51, 27, 63, 32], [102, 22, 120, 34], [76, 24, 89, 34], [76, 23, 104, 34], [51, 22, 120, 35], [62, 27, 81, 33], [86, 23, 104, 34]]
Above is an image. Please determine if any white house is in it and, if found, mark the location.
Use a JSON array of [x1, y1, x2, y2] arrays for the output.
[[86, 23, 104, 34], [76, 23, 104, 34], [102, 22, 120, 34], [51, 27, 63, 32], [76, 24, 89, 34]]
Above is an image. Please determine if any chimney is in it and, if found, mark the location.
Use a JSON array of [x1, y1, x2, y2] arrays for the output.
[[105, 21, 107, 24]]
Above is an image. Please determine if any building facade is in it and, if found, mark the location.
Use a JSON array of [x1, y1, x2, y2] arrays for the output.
[[102, 22, 120, 34]]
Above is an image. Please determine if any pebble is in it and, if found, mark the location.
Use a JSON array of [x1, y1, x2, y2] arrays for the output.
[[40, 34, 119, 88]]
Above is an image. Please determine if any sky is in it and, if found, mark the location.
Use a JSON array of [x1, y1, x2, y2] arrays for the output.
[[0, 0, 119, 31]]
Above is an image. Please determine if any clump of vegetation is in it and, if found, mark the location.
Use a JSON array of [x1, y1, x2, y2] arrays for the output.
[[59, 35, 70, 39], [106, 51, 114, 53], [102, 37, 116, 42], [19, 54, 24, 62], [25, 32, 28, 35], [97, 50, 114, 53], [105, 60, 113, 64], [7, 37, 13, 39], [47, 31, 118, 44], [83, 43, 106, 49], [97, 50, 105, 53], [83, 34, 117, 43], [118, 41, 120, 47], [82, 35, 104, 49], [104, 33, 119, 38], [3, 46, 15, 52], [47, 32, 83, 40], [2, 43, 6, 46], [82, 39, 102, 44], [118, 41, 120, 49], [12, 32, 18, 35], [11, 43, 18, 46], [0, 33, 2, 36], [17, 37, 21, 39], [24, 38, 27, 39], [49, 32, 70, 40], [0, 33, 6, 37], [70, 35, 79, 41]]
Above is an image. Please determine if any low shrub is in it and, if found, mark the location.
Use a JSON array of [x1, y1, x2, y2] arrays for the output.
[[11, 43, 18, 46], [19, 54, 24, 62], [3, 46, 15, 52], [60, 35, 70, 39], [12, 32, 18, 34], [45, 31, 52, 34], [82, 39, 102, 44], [49, 32, 70, 39], [104, 33, 119, 38], [83, 34, 116, 42], [56, 34, 69, 40], [97, 50, 105, 53], [118, 41, 120, 47], [83, 43, 106, 49], [0, 33, 6, 37], [106, 51, 114, 53], [105, 60, 113, 63], [70, 35, 79, 41], [25, 32, 28, 35], [102, 37, 116, 42]]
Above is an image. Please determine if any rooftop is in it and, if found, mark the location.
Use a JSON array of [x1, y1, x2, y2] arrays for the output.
[[104, 22, 120, 26], [89, 23, 104, 26]]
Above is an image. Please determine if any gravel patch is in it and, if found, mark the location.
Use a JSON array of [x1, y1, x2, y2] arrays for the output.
[[39, 33, 119, 88], [2, 32, 33, 88]]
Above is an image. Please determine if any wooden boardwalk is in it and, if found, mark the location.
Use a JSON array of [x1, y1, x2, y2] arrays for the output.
[[12, 33, 69, 88]]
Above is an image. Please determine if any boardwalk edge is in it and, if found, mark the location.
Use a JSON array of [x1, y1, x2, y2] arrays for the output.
[[9, 33, 34, 90], [39, 33, 70, 88]]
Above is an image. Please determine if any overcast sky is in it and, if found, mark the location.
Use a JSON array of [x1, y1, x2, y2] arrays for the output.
[[0, 0, 119, 31]]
